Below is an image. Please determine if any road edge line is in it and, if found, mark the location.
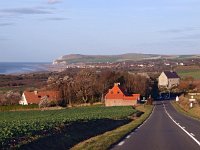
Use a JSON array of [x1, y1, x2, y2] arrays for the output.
[[163, 102, 200, 147]]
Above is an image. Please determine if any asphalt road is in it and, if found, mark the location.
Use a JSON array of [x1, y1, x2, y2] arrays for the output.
[[112, 100, 200, 150]]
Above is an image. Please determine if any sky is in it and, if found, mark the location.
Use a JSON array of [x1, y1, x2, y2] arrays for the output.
[[0, 0, 200, 62]]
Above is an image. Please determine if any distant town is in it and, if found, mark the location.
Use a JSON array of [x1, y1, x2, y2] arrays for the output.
[[50, 54, 200, 73]]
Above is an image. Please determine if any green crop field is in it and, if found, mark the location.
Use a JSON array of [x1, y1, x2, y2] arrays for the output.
[[0, 106, 136, 148], [177, 69, 200, 79]]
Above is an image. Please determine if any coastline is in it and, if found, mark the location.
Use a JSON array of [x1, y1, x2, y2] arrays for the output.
[[0, 62, 51, 75]]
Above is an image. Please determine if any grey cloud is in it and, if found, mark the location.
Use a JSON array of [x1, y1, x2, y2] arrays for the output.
[[159, 27, 199, 34], [0, 37, 9, 41], [175, 34, 200, 40], [0, 7, 53, 15], [0, 23, 14, 27], [48, 0, 62, 4], [43, 17, 69, 21]]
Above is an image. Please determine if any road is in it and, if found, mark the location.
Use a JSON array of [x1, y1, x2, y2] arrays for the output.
[[112, 100, 200, 150]]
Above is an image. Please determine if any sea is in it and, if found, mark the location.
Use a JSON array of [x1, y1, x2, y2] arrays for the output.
[[0, 62, 51, 74]]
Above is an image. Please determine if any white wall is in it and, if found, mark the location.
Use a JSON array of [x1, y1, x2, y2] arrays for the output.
[[158, 72, 168, 87], [19, 93, 28, 105]]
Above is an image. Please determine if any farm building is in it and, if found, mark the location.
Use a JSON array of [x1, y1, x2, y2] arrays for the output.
[[158, 71, 180, 89], [105, 83, 140, 106], [19, 90, 60, 105]]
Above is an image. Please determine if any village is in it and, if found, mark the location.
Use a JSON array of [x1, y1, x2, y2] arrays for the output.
[[18, 71, 181, 107], [0, 63, 200, 149]]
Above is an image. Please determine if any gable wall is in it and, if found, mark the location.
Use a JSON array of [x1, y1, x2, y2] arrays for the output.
[[158, 72, 168, 86]]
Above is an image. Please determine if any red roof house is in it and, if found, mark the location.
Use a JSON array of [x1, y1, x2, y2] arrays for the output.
[[105, 83, 140, 106], [19, 90, 60, 105]]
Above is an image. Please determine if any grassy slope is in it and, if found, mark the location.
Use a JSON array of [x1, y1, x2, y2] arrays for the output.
[[171, 101, 200, 120], [71, 105, 153, 150], [177, 69, 200, 79], [56, 54, 160, 64]]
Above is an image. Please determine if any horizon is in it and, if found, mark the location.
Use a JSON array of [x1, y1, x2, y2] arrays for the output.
[[1, 0, 200, 62]]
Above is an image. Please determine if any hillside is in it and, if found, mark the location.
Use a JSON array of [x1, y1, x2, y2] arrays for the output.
[[53, 53, 200, 65]]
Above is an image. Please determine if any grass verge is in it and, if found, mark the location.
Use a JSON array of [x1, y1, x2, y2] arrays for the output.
[[71, 105, 153, 150], [171, 101, 200, 120]]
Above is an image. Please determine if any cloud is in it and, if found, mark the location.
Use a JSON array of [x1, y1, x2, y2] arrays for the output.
[[0, 37, 9, 41], [159, 27, 199, 34], [0, 7, 52, 15], [48, 0, 62, 4], [175, 34, 200, 40], [0, 23, 14, 27], [43, 17, 69, 21]]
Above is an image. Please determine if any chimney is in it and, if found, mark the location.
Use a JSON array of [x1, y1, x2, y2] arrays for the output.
[[34, 91, 38, 95], [114, 83, 120, 86]]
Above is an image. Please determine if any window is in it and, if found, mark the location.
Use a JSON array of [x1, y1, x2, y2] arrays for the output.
[[117, 91, 120, 94], [38, 95, 41, 98]]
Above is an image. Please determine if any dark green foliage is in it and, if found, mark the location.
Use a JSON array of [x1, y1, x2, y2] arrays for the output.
[[0, 106, 136, 148]]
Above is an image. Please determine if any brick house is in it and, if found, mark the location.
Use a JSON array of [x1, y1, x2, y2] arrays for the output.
[[19, 90, 60, 105], [158, 71, 180, 89], [105, 83, 140, 106]]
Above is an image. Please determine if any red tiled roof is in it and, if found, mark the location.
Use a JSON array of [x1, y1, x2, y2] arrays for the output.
[[24, 91, 60, 104], [105, 83, 140, 100]]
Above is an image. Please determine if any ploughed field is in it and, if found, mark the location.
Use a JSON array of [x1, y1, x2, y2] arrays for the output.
[[0, 106, 136, 148]]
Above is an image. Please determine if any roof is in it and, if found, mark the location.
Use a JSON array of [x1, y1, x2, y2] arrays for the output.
[[105, 83, 140, 100], [23, 91, 60, 104], [163, 71, 180, 79]]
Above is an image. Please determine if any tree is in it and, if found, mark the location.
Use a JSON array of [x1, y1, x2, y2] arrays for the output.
[[39, 96, 49, 108], [179, 76, 196, 93], [62, 75, 74, 106], [97, 70, 118, 102], [4, 91, 21, 105], [74, 69, 97, 103]]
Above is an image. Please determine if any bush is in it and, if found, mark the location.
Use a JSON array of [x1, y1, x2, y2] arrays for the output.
[[38, 96, 50, 108], [38, 96, 58, 108]]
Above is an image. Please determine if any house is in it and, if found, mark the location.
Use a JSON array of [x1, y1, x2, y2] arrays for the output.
[[158, 71, 180, 89], [105, 83, 140, 106], [19, 90, 60, 105]]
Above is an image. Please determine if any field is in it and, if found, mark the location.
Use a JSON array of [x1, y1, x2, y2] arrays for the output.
[[177, 69, 200, 79], [72, 105, 153, 150], [0, 104, 38, 111], [0, 106, 137, 149]]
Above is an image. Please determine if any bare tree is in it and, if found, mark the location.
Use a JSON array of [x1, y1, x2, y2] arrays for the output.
[[75, 69, 97, 103], [2, 91, 21, 105]]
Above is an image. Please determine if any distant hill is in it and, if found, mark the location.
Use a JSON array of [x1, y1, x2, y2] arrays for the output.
[[52, 53, 200, 64]]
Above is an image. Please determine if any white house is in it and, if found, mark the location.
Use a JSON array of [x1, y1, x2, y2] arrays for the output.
[[158, 71, 180, 88]]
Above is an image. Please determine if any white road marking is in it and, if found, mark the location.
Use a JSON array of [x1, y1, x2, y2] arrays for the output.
[[118, 141, 125, 146], [182, 126, 186, 129], [163, 103, 200, 147], [190, 133, 195, 137], [126, 135, 131, 139]]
